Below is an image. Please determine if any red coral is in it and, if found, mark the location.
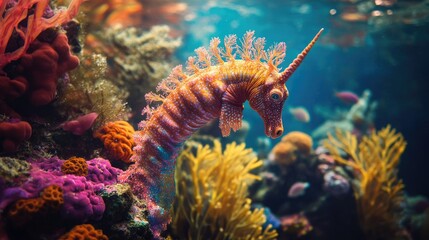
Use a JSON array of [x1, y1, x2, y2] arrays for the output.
[[18, 33, 79, 106], [0, 0, 84, 68], [0, 120, 31, 152]]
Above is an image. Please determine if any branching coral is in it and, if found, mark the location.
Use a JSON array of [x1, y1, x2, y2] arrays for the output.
[[0, 0, 84, 68], [323, 125, 407, 239], [94, 121, 135, 163], [172, 140, 278, 240]]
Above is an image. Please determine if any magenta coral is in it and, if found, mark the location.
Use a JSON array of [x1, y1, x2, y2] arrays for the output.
[[0, 156, 122, 222]]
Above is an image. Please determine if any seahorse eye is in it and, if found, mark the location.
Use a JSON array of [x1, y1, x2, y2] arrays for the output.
[[271, 93, 279, 100], [269, 89, 283, 101]]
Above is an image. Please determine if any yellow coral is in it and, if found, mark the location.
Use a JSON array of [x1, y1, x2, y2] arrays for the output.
[[94, 121, 135, 163], [59, 224, 108, 240], [323, 125, 406, 239], [61, 157, 88, 176], [172, 140, 278, 240]]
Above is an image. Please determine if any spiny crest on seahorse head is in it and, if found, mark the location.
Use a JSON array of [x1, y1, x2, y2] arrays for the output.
[[141, 29, 323, 129]]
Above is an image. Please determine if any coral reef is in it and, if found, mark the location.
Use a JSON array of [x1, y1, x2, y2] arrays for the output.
[[94, 121, 135, 163], [61, 156, 88, 176], [58, 224, 108, 240], [0, 157, 122, 224], [323, 125, 407, 239], [172, 140, 278, 239], [1, 0, 83, 153]]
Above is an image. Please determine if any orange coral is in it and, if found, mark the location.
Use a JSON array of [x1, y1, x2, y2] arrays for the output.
[[94, 121, 135, 163], [269, 131, 313, 166], [81, 0, 144, 28], [61, 157, 88, 176], [59, 224, 108, 240], [281, 131, 313, 156], [41, 185, 64, 208], [270, 141, 298, 165], [7, 185, 63, 226], [7, 198, 45, 225]]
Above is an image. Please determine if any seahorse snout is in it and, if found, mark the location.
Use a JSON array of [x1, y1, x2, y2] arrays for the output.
[[265, 124, 284, 139]]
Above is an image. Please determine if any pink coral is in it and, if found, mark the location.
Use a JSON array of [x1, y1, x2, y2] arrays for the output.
[[62, 112, 98, 135]]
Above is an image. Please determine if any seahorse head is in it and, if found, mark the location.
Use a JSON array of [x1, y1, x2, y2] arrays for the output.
[[248, 73, 288, 138], [248, 29, 323, 139]]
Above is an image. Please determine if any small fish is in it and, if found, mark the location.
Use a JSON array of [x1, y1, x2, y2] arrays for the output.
[[335, 91, 359, 104], [289, 107, 310, 123], [288, 182, 310, 198]]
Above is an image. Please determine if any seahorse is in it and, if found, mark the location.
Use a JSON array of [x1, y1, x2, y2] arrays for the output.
[[120, 29, 323, 236]]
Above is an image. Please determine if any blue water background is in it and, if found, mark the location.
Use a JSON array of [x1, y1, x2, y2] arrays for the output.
[[173, 0, 429, 197]]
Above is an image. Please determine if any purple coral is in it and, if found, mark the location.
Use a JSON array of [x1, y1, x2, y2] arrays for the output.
[[0, 156, 122, 222], [323, 171, 350, 196]]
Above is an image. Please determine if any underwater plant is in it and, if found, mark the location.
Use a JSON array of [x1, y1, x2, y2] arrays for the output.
[[323, 125, 407, 239], [172, 140, 277, 240], [120, 29, 323, 236], [55, 54, 130, 129]]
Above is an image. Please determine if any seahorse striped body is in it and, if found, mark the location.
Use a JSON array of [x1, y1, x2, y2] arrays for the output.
[[120, 29, 323, 237]]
